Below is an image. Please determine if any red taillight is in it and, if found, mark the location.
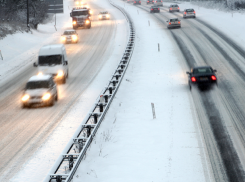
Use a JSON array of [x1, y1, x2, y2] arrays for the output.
[[139, 1, 141, 2], [194, 11, 196, 13], [191, 77, 196, 82], [178, 7, 180, 9], [169, 22, 171, 25], [178, 21, 180, 24], [147, 1, 149, 2], [151, 9, 153, 10], [184, 12, 186, 14], [211, 75, 216, 80], [170, 8, 172, 10], [158, 8, 159, 10]]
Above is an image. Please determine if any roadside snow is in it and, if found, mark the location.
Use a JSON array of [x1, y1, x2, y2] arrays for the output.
[[73, 0, 212, 181]]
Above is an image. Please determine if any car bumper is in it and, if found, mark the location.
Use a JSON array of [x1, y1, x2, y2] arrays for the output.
[[168, 24, 181, 28], [184, 14, 195, 17], [99, 17, 110, 20]]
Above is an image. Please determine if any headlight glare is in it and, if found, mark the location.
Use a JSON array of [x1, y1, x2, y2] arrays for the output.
[[86, 20, 90, 24], [22, 94, 30, 102], [42, 93, 51, 101], [38, 72, 43, 76], [99, 15, 102, 18], [57, 71, 64, 77], [73, 21, 77, 25], [72, 35, 78, 41], [106, 14, 109, 18], [61, 36, 66, 41]]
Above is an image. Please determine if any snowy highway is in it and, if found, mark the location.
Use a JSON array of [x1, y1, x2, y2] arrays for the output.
[[1, 0, 245, 181]]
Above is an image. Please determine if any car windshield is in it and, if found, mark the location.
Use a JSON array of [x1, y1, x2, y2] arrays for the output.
[[72, 10, 88, 16], [186, 9, 194, 12], [170, 19, 178, 22], [39, 55, 62, 66], [193, 68, 213, 74], [26, 81, 49, 89], [152, 6, 158, 8], [100, 12, 108, 14], [64, 31, 75, 35]]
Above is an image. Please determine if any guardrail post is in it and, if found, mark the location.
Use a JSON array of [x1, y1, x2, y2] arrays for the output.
[[104, 95, 109, 103], [109, 87, 113, 94], [78, 139, 83, 152], [99, 103, 103, 112], [86, 126, 91, 137], [93, 114, 98, 124], [56, 175, 62, 182], [68, 155, 74, 170]]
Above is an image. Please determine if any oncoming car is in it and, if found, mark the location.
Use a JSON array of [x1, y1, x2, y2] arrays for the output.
[[183, 9, 196, 18], [186, 66, 217, 90], [167, 18, 181, 29], [150, 5, 160, 13], [61, 30, 79, 44], [21, 75, 58, 108], [98, 11, 110, 20], [169, 4, 179, 12]]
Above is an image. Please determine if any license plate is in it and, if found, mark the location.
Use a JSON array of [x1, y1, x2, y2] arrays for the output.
[[200, 77, 208, 81]]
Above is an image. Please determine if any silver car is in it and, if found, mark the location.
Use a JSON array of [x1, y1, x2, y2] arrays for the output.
[[154, 0, 163, 6], [21, 75, 58, 108], [169, 4, 179, 12], [61, 30, 79, 44], [98, 11, 110, 20], [167, 18, 181, 29], [183, 9, 196, 18]]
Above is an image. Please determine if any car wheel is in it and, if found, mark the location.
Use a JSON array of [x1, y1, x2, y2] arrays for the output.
[[179, 26, 181, 28], [49, 96, 55, 106], [55, 93, 58, 101], [22, 103, 29, 109], [66, 70, 69, 78], [194, 16, 196, 18], [62, 76, 66, 84]]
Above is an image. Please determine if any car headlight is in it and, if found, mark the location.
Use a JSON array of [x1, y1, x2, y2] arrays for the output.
[[76, 1, 79, 5], [72, 35, 78, 41], [38, 72, 43, 76], [57, 71, 64, 77], [99, 15, 102, 18], [61, 36, 66, 41], [42, 93, 51, 101], [106, 14, 110, 18], [22, 94, 30, 102], [86, 20, 90, 24], [89, 10, 93, 14], [73, 21, 77, 25]]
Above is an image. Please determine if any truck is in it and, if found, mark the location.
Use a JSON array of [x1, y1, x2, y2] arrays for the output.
[[70, 7, 91, 29]]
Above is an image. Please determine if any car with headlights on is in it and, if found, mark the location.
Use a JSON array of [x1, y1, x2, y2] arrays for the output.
[[61, 30, 78, 44], [169, 4, 179, 12], [186, 66, 217, 90], [167, 18, 181, 29], [183, 9, 196, 18], [150, 5, 160, 13], [98, 11, 110, 20], [147, 0, 154, 4], [21, 75, 58, 108]]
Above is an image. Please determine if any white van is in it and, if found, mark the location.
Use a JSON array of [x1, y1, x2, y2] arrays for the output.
[[34, 44, 68, 84]]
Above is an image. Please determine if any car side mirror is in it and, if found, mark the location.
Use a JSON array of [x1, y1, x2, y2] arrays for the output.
[[70, 13, 72, 17], [64, 61, 68, 65], [186, 71, 190, 75], [33, 62, 38, 67], [166, 21, 168, 22], [213, 69, 217, 72]]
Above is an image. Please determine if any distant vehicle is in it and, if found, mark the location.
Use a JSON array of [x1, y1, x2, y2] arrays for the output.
[[33, 44, 69, 84], [167, 18, 181, 29], [133, 0, 141, 5], [169, 4, 179, 12], [147, 0, 154, 4], [186, 66, 217, 90], [61, 30, 79, 44], [183, 9, 196, 18], [98, 11, 110, 20], [154, 0, 163, 6], [150, 5, 160, 13], [127, 0, 134, 3], [70, 7, 91, 29], [21, 75, 58, 108]]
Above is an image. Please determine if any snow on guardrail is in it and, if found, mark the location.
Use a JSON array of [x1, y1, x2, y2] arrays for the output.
[[43, 2, 135, 182]]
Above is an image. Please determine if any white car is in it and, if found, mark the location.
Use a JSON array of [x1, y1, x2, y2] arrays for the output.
[[154, 0, 163, 6], [21, 75, 58, 108], [98, 11, 110, 20], [183, 9, 196, 18], [33, 44, 69, 84], [61, 30, 79, 44]]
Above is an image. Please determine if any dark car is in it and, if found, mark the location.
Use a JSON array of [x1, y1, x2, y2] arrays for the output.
[[186, 66, 217, 90], [150, 6, 160, 13], [133, 0, 141, 5], [147, 0, 154, 4]]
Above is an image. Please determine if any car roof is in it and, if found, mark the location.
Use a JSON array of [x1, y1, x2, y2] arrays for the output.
[[39, 44, 64, 56], [192, 66, 213, 69], [28, 75, 52, 82], [64, 30, 76, 32], [100, 11, 108, 13]]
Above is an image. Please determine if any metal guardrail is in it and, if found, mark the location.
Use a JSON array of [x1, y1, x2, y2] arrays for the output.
[[43, 2, 135, 182]]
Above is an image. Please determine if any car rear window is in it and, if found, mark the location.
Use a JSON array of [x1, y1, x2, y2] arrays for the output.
[[186, 9, 194, 12], [170, 19, 178, 22], [193, 68, 213, 74], [26, 81, 49, 89], [173, 5, 179, 7]]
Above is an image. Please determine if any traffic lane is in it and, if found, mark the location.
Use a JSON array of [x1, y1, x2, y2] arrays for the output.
[[0, 14, 117, 182]]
